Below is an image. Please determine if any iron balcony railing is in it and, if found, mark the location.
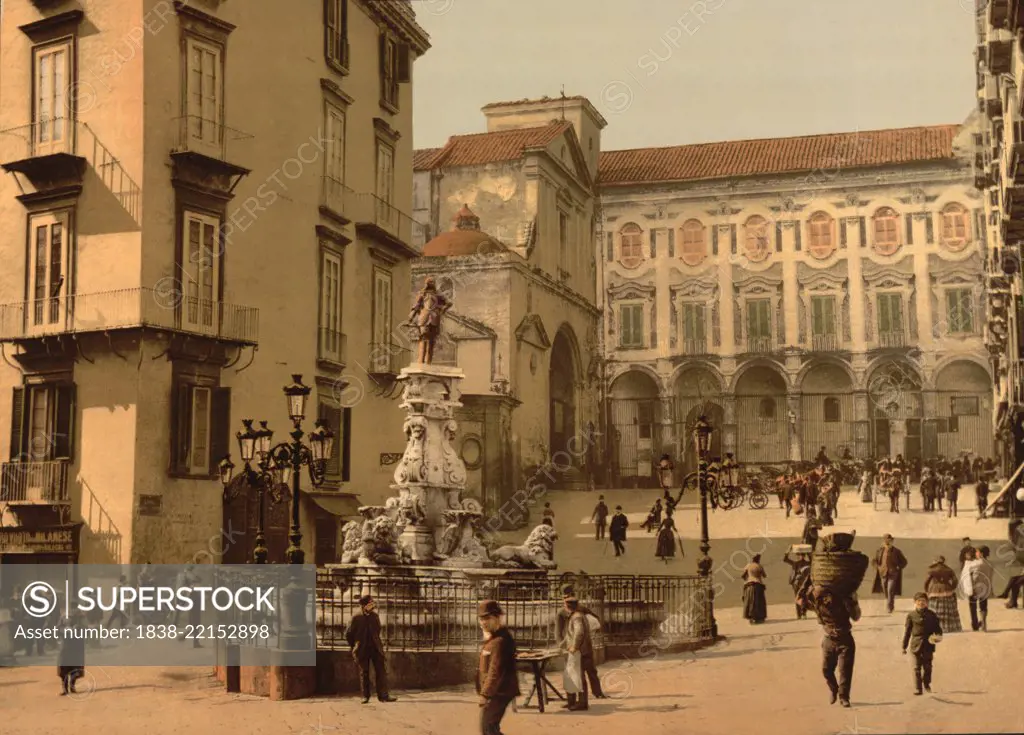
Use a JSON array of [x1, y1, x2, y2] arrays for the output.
[[746, 336, 774, 354], [315, 567, 714, 652], [0, 118, 141, 223], [318, 328, 347, 365], [367, 342, 404, 375], [811, 333, 840, 352], [352, 192, 428, 253], [878, 330, 907, 348], [0, 287, 259, 345], [0, 460, 69, 504], [683, 338, 707, 355], [171, 115, 253, 164], [321, 177, 350, 219]]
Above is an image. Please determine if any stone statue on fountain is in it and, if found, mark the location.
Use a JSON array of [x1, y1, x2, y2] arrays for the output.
[[335, 284, 556, 570]]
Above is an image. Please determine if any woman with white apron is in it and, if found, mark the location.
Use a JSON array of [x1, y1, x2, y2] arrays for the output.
[[561, 597, 590, 711]]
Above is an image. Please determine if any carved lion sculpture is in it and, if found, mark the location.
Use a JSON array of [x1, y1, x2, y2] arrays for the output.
[[489, 523, 558, 569], [339, 520, 363, 564], [360, 514, 403, 565]]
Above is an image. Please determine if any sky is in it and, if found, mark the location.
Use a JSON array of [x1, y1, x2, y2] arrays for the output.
[[411, 0, 978, 152]]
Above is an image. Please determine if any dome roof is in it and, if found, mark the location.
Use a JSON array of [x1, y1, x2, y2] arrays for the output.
[[422, 204, 509, 258]]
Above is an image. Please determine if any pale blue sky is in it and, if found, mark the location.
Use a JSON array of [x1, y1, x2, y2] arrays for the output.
[[412, 0, 977, 151]]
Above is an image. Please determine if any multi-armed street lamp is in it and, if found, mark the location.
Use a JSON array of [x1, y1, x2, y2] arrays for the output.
[[218, 375, 335, 566], [692, 414, 718, 638]]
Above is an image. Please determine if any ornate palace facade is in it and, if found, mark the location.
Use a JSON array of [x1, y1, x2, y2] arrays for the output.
[[600, 122, 993, 481]]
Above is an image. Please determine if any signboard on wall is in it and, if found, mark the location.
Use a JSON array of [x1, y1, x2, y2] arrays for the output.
[[138, 495, 163, 516], [0, 524, 81, 554]]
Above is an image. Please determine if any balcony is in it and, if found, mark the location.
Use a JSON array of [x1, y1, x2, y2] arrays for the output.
[[320, 177, 351, 225], [0, 119, 141, 224], [683, 338, 707, 355], [982, 75, 1002, 118], [352, 192, 428, 257], [746, 337, 774, 354], [0, 460, 69, 504], [975, 150, 995, 188], [1014, 0, 1024, 30], [811, 333, 840, 352], [170, 116, 252, 189], [988, 28, 1013, 74], [0, 288, 259, 345], [878, 331, 907, 348], [318, 328, 347, 367], [1005, 183, 1024, 218]]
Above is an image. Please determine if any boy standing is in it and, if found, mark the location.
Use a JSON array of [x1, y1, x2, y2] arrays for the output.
[[901, 592, 943, 695]]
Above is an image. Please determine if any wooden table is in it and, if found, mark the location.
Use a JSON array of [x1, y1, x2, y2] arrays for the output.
[[516, 649, 564, 713]]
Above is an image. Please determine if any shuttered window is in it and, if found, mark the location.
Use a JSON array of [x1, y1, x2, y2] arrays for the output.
[[9, 383, 75, 461], [170, 380, 230, 477], [619, 304, 644, 348], [318, 400, 350, 482], [324, 0, 350, 69], [945, 288, 975, 334]]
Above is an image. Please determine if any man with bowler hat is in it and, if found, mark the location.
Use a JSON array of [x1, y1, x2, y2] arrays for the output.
[[477, 600, 520, 735], [556, 586, 605, 698], [591, 495, 609, 540], [872, 534, 907, 614], [609, 505, 629, 556], [345, 595, 397, 703]]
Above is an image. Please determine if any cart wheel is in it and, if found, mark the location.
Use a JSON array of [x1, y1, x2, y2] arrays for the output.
[[749, 491, 769, 510]]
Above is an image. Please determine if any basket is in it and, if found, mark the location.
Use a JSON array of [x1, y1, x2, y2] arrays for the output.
[[810, 551, 869, 596]]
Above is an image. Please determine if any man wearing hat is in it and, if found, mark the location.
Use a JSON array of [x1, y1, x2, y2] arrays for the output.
[[591, 495, 609, 540], [810, 584, 861, 707], [345, 595, 397, 703], [556, 587, 605, 699], [901, 592, 943, 695], [476, 600, 519, 735], [561, 596, 591, 711], [609, 506, 629, 557], [872, 534, 907, 614]]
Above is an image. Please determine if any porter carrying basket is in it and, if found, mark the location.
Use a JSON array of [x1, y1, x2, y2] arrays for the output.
[[810, 551, 869, 596]]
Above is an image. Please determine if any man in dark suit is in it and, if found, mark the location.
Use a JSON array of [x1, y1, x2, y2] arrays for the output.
[[477, 600, 520, 735], [555, 587, 605, 698], [872, 534, 908, 614], [609, 506, 629, 557], [591, 496, 609, 540], [811, 584, 861, 708], [902, 592, 943, 695], [345, 595, 397, 704]]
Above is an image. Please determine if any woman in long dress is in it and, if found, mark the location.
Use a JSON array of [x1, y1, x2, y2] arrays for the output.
[[655, 510, 678, 562], [742, 554, 768, 624], [924, 555, 962, 633]]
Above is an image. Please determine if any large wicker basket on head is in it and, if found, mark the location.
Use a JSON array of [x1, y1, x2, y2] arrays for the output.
[[810, 551, 870, 596]]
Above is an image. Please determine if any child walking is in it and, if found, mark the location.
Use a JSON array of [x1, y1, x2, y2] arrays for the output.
[[901, 592, 943, 695]]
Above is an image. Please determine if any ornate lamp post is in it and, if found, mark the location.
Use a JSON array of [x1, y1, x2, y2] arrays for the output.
[[218, 420, 288, 564], [693, 414, 718, 637], [224, 375, 334, 651]]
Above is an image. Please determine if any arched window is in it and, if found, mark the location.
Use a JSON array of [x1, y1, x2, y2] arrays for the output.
[[758, 397, 776, 420], [823, 397, 841, 423], [680, 219, 707, 266], [808, 212, 835, 259], [619, 223, 644, 267], [744, 215, 770, 262], [940, 203, 970, 251], [872, 207, 901, 255]]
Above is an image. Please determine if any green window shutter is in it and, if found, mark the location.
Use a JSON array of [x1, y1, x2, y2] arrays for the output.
[[9, 386, 25, 460]]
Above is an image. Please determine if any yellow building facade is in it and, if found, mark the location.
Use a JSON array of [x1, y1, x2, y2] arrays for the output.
[[0, 0, 429, 565]]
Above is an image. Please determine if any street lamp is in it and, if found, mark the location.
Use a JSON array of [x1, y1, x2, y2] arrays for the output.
[[219, 420, 287, 565], [692, 414, 718, 638]]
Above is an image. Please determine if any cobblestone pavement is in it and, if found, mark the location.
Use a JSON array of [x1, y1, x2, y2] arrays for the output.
[[1, 597, 1020, 735]]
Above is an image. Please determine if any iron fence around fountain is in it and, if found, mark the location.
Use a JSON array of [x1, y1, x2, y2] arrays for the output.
[[315, 566, 714, 652]]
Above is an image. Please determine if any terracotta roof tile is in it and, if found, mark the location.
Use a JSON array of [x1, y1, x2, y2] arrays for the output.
[[597, 125, 961, 186], [414, 121, 572, 170], [413, 147, 443, 170]]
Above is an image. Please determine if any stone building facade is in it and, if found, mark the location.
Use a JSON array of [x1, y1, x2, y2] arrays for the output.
[[600, 122, 993, 481], [0, 0, 429, 565], [412, 97, 604, 520]]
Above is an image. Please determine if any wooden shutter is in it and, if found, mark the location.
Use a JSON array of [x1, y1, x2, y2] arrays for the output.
[[905, 214, 914, 245], [858, 217, 866, 247], [9, 387, 25, 460], [925, 214, 934, 244], [54, 384, 75, 459], [649, 229, 656, 258], [840, 219, 847, 247], [209, 387, 231, 474], [667, 227, 675, 257], [170, 382, 191, 474], [730, 224, 737, 254], [712, 226, 719, 255], [396, 43, 411, 83]]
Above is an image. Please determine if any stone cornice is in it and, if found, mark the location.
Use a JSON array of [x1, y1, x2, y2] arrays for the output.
[[356, 0, 431, 56]]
